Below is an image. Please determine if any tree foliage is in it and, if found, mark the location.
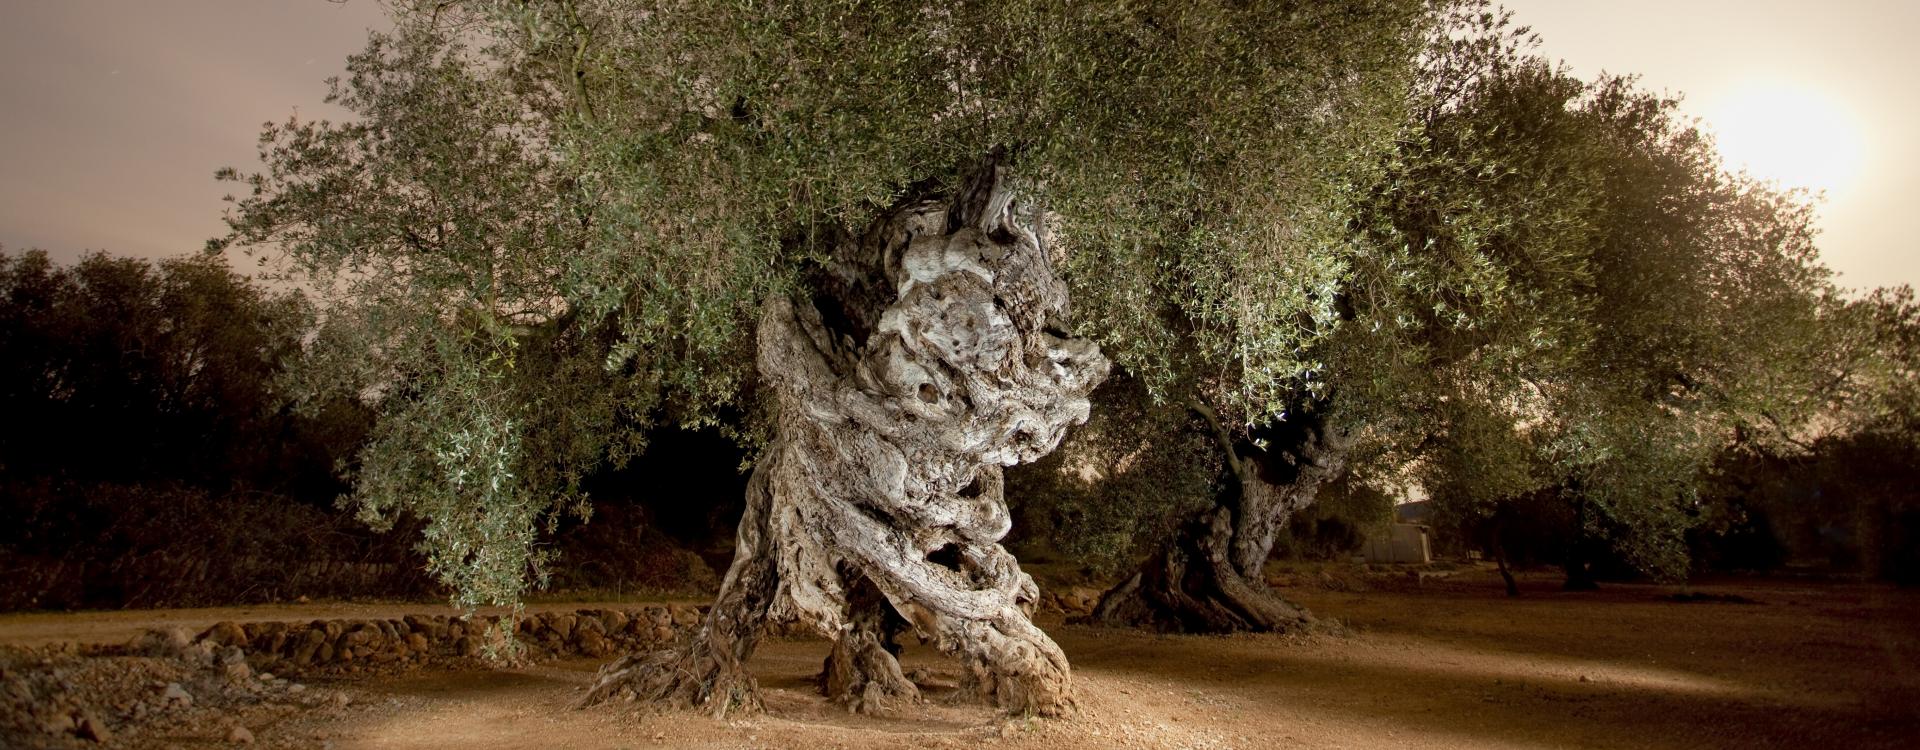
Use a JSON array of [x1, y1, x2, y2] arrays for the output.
[[1024, 5, 1851, 586], [0, 249, 399, 609], [1408, 14, 1841, 582], [216, 0, 1432, 609], [0, 249, 325, 489]]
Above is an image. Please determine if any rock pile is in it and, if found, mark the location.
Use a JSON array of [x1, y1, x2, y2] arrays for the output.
[[1041, 586, 1106, 617], [198, 604, 707, 677], [1, 604, 710, 747], [1, 637, 347, 748]]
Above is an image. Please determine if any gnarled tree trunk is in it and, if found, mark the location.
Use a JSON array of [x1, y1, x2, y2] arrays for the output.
[[581, 155, 1108, 717], [1091, 402, 1349, 633]]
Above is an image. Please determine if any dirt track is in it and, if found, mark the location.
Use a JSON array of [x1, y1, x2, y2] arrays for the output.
[[4, 571, 1916, 749]]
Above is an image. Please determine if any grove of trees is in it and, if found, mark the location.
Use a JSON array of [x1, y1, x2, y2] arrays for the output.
[[0, 250, 403, 608], [1, 0, 1901, 726]]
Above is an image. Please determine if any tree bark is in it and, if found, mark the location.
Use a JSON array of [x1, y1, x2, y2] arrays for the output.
[[1493, 539, 1520, 597], [1563, 488, 1600, 591], [1091, 402, 1349, 633], [582, 155, 1108, 717]]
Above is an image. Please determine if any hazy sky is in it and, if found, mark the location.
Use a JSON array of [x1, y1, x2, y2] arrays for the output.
[[2, 1, 1914, 290], [0, 0, 384, 264], [1502, 0, 1919, 291]]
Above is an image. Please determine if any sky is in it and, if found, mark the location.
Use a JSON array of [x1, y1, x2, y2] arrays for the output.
[[1501, 0, 1920, 292], [0, 0, 384, 264], [1, 1, 1915, 291]]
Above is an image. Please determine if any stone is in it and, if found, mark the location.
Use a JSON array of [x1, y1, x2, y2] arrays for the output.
[[342, 628, 376, 651], [577, 631, 609, 657], [220, 645, 247, 665], [133, 627, 194, 658], [227, 725, 255, 744], [185, 640, 218, 665], [41, 711, 75, 736], [162, 682, 193, 708], [551, 614, 577, 640], [454, 636, 479, 657], [74, 710, 111, 742], [405, 633, 429, 653], [202, 621, 248, 648], [225, 661, 254, 682]]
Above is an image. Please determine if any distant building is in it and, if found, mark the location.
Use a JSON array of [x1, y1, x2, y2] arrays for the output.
[[1361, 523, 1432, 564]]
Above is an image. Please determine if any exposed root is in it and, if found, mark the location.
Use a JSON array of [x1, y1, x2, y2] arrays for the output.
[[576, 447, 780, 718], [817, 577, 919, 714], [575, 631, 762, 718], [953, 614, 1077, 717]]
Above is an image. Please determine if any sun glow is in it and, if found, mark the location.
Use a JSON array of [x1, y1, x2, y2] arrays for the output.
[[1705, 83, 1865, 196]]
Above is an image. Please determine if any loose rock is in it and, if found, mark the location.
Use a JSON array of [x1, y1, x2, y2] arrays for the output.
[[161, 682, 193, 708], [74, 709, 111, 743]]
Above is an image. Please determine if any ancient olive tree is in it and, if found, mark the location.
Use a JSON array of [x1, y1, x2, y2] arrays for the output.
[[1077, 3, 1563, 632], [1068, 2, 1839, 622], [217, 0, 1433, 717], [1408, 43, 1841, 589]]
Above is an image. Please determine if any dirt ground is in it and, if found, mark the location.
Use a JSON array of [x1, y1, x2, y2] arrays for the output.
[[4, 568, 1916, 749]]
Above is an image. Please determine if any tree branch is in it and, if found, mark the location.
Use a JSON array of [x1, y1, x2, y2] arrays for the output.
[[1188, 396, 1244, 477]]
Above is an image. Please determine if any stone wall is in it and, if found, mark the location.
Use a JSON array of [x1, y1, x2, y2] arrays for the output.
[[190, 605, 709, 678]]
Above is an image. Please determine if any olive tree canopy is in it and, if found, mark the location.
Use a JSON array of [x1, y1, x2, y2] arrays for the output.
[[219, 0, 1432, 717]]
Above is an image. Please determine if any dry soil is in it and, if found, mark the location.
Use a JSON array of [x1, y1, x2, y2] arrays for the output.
[[3, 569, 1915, 749]]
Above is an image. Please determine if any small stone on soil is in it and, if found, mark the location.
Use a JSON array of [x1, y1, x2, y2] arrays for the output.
[[74, 710, 111, 742], [162, 682, 193, 707]]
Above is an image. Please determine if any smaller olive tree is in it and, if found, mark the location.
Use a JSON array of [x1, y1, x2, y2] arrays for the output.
[[1414, 61, 1840, 589]]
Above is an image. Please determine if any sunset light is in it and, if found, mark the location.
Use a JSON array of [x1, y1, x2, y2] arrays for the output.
[[1706, 83, 1866, 196], [1, 3, 1915, 749]]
